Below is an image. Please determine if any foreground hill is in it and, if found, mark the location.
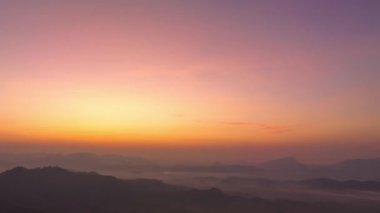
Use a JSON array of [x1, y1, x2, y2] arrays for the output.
[[0, 167, 379, 213]]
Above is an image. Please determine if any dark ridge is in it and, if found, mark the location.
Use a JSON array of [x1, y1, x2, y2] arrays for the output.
[[259, 157, 306, 170], [221, 176, 276, 185], [0, 167, 378, 213], [299, 178, 380, 191]]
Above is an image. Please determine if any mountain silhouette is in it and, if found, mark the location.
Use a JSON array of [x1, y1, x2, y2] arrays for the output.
[[299, 178, 380, 191], [2, 153, 380, 180], [0, 167, 379, 213], [259, 157, 306, 170]]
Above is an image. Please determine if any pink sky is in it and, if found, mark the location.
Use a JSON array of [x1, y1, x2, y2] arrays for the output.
[[0, 1, 379, 161]]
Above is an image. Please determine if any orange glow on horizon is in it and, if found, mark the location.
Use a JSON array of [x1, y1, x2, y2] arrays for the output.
[[0, 1, 379, 148]]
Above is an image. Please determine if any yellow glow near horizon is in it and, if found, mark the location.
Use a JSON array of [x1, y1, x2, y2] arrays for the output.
[[0, 87, 291, 144], [0, 1, 379, 148]]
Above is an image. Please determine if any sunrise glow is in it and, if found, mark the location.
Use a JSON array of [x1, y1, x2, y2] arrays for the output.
[[0, 1, 379, 151]]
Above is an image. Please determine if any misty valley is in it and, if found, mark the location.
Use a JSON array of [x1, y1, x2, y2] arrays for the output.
[[0, 152, 379, 213]]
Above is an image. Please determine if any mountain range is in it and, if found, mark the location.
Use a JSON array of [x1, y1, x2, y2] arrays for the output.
[[1, 167, 379, 213], [1, 153, 380, 180]]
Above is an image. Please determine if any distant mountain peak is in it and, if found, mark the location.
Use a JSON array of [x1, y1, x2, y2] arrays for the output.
[[262, 157, 300, 165], [260, 157, 305, 170], [3, 166, 70, 174], [2, 166, 28, 174]]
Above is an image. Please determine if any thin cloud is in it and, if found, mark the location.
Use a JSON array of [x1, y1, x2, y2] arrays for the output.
[[219, 121, 291, 134], [255, 123, 291, 134], [173, 113, 291, 134], [218, 121, 255, 126]]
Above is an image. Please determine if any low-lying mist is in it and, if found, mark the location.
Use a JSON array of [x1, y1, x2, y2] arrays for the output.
[[1, 151, 379, 207]]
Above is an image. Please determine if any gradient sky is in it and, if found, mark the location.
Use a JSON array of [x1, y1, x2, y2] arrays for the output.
[[1, 0, 379, 153]]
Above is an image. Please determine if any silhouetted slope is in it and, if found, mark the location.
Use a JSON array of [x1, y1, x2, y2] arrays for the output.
[[169, 163, 260, 174], [260, 157, 306, 170], [221, 176, 276, 185], [331, 158, 380, 179], [299, 178, 380, 191], [0, 167, 379, 213], [0, 167, 183, 213], [0, 152, 159, 173], [2, 153, 380, 180]]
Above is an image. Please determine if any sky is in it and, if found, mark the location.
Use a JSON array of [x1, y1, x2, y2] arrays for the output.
[[0, 0, 379, 161]]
